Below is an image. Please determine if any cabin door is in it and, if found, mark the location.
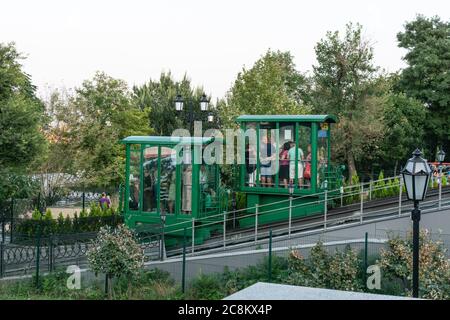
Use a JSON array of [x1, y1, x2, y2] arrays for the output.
[[142, 145, 177, 215]]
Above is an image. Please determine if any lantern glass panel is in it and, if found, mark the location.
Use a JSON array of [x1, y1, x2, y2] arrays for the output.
[[175, 101, 183, 111], [414, 162, 427, 174], [414, 175, 428, 200], [403, 174, 414, 200]]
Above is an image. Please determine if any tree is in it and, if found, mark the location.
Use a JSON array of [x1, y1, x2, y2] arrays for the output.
[[87, 225, 144, 299], [51, 72, 151, 188], [379, 82, 428, 172], [133, 72, 217, 136], [0, 43, 47, 171], [39, 89, 78, 204], [312, 23, 383, 179], [351, 74, 428, 177], [220, 49, 311, 128], [396, 15, 450, 156]]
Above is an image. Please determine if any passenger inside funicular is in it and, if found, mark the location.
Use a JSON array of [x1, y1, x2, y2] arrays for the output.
[[253, 122, 312, 190]]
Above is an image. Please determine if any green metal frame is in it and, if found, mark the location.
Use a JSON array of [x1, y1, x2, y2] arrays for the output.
[[122, 136, 222, 237], [238, 115, 336, 195]]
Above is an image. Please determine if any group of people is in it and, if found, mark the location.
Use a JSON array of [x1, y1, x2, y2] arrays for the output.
[[245, 136, 312, 188]]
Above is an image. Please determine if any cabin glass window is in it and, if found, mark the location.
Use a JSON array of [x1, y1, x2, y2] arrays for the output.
[[278, 123, 295, 189], [159, 147, 177, 215], [296, 123, 312, 190], [200, 157, 218, 214], [143, 145, 158, 212], [258, 122, 277, 187], [128, 144, 141, 211], [244, 122, 257, 187], [317, 123, 329, 188], [181, 147, 193, 214]]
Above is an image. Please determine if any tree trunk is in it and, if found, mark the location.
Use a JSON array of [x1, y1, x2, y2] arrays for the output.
[[346, 148, 357, 181], [107, 275, 114, 300], [127, 278, 133, 299]]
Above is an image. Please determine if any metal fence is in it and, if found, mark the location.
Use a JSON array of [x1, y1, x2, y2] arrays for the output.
[[0, 229, 160, 279], [157, 175, 450, 257], [146, 227, 450, 292], [144, 231, 387, 292]]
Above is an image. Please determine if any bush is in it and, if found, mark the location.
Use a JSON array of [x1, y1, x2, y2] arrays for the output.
[[13, 206, 122, 241], [343, 174, 361, 205], [327, 246, 363, 291], [87, 224, 144, 299], [378, 230, 450, 299], [286, 242, 363, 292], [188, 273, 225, 300]]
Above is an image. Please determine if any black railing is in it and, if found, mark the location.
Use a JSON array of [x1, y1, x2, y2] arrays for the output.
[[0, 227, 161, 279]]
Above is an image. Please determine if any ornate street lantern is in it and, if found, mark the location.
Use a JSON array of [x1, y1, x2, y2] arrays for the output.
[[402, 148, 432, 298], [402, 149, 431, 202], [200, 94, 209, 112], [175, 94, 184, 112], [437, 149, 446, 163]]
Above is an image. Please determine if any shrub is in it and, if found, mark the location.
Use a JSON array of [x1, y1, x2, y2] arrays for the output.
[[327, 246, 363, 291], [343, 174, 361, 205], [188, 273, 225, 300], [378, 230, 450, 299], [286, 250, 314, 287], [87, 224, 144, 299], [442, 175, 448, 187], [309, 241, 331, 287], [374, 171, 386, 199]]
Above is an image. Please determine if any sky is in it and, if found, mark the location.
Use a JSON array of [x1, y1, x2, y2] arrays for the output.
[[1, 0, 449, 101]]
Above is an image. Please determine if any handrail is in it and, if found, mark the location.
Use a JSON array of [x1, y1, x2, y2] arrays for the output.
[[163, 175, 448, 236]]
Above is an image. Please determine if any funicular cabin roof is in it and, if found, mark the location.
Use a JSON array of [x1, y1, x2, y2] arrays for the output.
[[121, 136, 217, 145], [236, 114, 337, 123]]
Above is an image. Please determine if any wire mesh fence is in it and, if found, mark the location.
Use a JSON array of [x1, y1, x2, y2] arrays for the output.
[[144, 230, 388, 292]]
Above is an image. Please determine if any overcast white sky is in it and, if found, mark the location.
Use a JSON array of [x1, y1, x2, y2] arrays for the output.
[[1, 0, 449, 101]]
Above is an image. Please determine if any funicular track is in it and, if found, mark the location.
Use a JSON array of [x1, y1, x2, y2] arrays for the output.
[[166, 186, 450, 257]]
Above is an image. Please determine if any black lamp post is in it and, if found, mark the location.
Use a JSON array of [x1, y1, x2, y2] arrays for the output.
[[437, 149, 446, 210], [402, 148, 432, 298], [174, 93, 212, 135]]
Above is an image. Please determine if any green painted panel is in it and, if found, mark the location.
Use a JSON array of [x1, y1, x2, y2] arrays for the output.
[[236, 115, 337, 123], [122, 136, 217, 145], [240, 193, 323, 228]]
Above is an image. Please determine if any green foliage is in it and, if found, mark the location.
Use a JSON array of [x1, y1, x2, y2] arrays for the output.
[[14, 206, 122, 240], [45, 72, 151, 189], [308, 241, 332, 287], [0, 268, 180, 300], [396, 15, 450, 154], [87, 225, 143, 278], [87, 224, 144, 299], [343, 174, 361, 205], [380, 88, 427, 168], [0, 43, 48, 174], [327, 246, 363, 291], [379, 230, 450, 299], [133, 72, 217, 136], [285, 242, 363, 292], [188, 273, 224, 300], [374, 171, 386, 198], [442, 175, 448, 187], [0, 171, 40, 206], [312, 23, 382, 178], [219, 49, 310, 129]]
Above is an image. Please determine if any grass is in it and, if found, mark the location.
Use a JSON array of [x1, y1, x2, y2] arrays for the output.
[[0, 268, 183, 300]]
